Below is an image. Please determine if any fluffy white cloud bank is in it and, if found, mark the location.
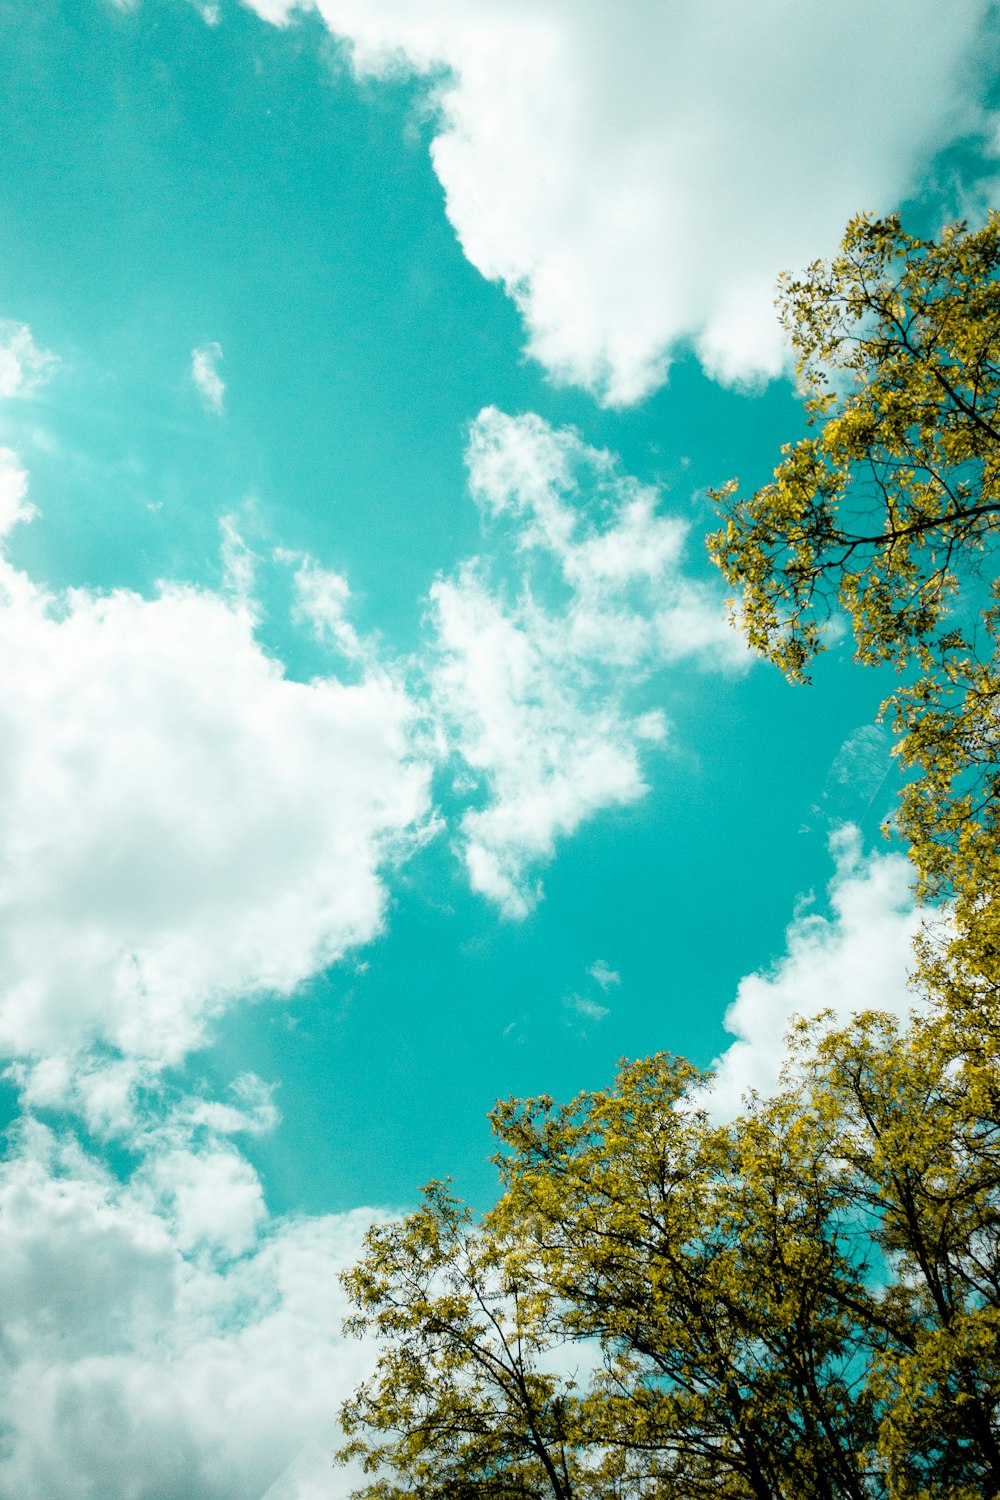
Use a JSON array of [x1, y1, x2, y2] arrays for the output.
[[0, 430, 402, 1491], [0, 1112, 376, 1500], [709, 826, 924, 1117], [430, 408, 748, 915], [0, 449, 430, 1113], [0, 352, 436, 1500], [242, 0, 993, 402]]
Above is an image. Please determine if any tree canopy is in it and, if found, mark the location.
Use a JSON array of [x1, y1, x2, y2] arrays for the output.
[[708, 212, 1000, 1019], [337, 1013, 1000, 1499], [709, 212, 1000, 691]]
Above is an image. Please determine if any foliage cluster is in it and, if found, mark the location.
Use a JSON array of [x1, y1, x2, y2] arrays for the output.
[[709, 211, 1000, 1017]]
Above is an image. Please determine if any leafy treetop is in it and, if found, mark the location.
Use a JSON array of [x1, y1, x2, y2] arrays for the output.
[[709, 213, 1000, 1015], [709, 211, 1000, 685], [337, 1013, 1000, 1500]]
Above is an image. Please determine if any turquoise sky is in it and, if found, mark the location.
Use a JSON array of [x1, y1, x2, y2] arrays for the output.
[[0, 3, 994, 1497]]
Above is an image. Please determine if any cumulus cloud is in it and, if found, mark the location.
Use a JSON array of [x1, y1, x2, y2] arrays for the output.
[[0, 454, 430, 1111], [429, 407, 748, 916], [708, 826, 924, 1117], [0, 1115, 378, 1500], [0, 321, 57, 400], [431, 568, 663, 915], [240, 0, 993, 402], [192, 341, 225, 414]]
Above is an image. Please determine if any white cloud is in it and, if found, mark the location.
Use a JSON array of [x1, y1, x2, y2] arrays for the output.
[[0, 456, 431, 1106], [241, 0, 993, 402], [827, 723, 894, 805], [587, 959, 620, 991], [192, 342, 226, 414], [0, 448, 36, 535], [139, 1145, 267, 1257], [220, 513, 258, 600], [173, 1072, 281, 1140], [280, 550, 365, 661], [242, 0, 305, 22], [430, 408, 748, 915], [0, 322, 57, 400], [708, 826, 925, 1118], [0, 1116, 379, 1500], [566, 993, 609, 1024], [431, 568, 663, 916]]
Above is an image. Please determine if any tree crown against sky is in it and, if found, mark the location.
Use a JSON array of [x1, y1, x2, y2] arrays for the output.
[[337, 1010, 1000, 1500], [710, 212, 1000, 1021], [709, 212, 1000, 688]]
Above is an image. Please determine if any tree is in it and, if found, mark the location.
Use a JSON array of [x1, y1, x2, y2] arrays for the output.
[[706, 212, 1000, 1019], [336, 1016, 1000, 1499]]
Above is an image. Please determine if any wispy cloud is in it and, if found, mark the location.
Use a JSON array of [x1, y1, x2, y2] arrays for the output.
[[243, 0, 305, 23], [588, 959, 620, 991], [191, 341, 225, 414], [566, 993, 610, 1024], [279, 549, 365, 661], [0, 447, 36, 534], [219, 513, 258, 601], [0, 321, 57, 400], [428, 407, 748, 916]]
